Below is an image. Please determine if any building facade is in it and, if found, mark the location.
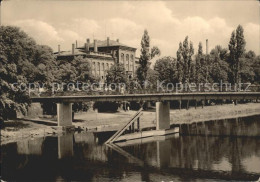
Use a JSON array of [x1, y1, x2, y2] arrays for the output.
[[55, 37, 139, 81]]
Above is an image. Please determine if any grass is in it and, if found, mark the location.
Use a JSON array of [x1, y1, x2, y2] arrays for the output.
[[2, 120, 30, 131]]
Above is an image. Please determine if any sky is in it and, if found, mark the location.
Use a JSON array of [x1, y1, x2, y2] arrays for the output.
[[1, 0, 260, 60]]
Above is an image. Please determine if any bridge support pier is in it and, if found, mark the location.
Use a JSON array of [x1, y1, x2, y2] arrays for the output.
[[57, 103, 73, 127], [156, 101, 170, 130]]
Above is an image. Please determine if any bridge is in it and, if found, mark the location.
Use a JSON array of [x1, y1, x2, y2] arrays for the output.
[[31, 92, 260, 133]]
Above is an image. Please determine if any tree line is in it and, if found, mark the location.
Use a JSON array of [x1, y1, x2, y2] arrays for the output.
[[138, 25, 259, 90]]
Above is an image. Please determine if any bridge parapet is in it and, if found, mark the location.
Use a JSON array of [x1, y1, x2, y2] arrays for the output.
[[31, 92, 260, 103], [31, 84, 260, 98]]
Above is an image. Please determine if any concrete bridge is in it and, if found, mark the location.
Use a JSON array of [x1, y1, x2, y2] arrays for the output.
[[31, 92, 260, 130]]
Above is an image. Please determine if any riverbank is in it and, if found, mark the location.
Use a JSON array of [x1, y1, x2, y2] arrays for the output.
[[73, 102, 260, 130], [1, 120, 61, 145], [1, 103, 260, 145]]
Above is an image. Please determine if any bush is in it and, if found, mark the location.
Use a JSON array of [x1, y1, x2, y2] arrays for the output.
[[41, 102, 57, 115], [73, 102, 91, 112], [93, 101, 120, 112], [129, 101, 142, 110], [129, 101, 153, 110]]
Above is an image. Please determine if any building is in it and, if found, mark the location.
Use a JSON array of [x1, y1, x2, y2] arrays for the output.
[[55, 37, 139, 81]]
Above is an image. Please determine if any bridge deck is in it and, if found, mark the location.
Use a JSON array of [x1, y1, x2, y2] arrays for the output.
[[31, 92, 260, 103]]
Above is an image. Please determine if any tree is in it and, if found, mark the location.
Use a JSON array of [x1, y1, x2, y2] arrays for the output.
[[106, 63, 127, 89], [208, 46, 230, 83], [253, 55, 260, 84], [176, 36, 194, 83], [55, 56, 96, 91], [0, 57, 30, 121], [228, 31, 236, 84], [137, 29, 160, 87], [245, 50, 256, 59], [195, 42, 204, 83], [56, 63, 77, 85], [154, 56, 177, 85], [239, 58, 255, 83], [151, 46, 161, 59], [209, 58, 229, 83], [239, 50, 257, 83], [71, 56, 95, 83], [146, 68, 159, 89], [228, 25, 246, 84], [176, 43, 183, 82], [189, 60, 197, 83], [92, 63, 127, 113], [34, 45, 57, 85], [211, 45, 228, 61], [0, 26, 56, 121]]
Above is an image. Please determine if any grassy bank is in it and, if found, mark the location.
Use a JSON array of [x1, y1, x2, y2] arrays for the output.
[[1, 121, 60, 145], [1, 103, 260, 145], [73, 102, 260, 130]]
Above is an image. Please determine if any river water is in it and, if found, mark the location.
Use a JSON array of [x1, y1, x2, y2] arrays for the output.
[[1, 115, 260, 182]]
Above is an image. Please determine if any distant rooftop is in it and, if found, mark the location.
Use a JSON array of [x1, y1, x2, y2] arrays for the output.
[[55, 49, 113, 58], [78, 39, 136, 49], [56, 49, 86, 57], [55, 38, 136, 57]]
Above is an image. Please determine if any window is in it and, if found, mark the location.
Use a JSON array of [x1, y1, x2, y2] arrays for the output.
[[130, 55, 133, 71], [129, 64, 132, 71], [121, 53, 124, 63], [102, 63, 104, 71], [131, 55, 134, 62], [92, 62, 96, 75], [97, 62, 100, 71], [126, 54, 129, 71], [106, 63, 109, 70]]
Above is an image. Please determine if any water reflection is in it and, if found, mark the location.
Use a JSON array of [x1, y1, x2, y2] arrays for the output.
[[17, 137, 44, 155], [1, 115, 260, 181], [58, 134, 74, 159], [180, 115, 260, 136]]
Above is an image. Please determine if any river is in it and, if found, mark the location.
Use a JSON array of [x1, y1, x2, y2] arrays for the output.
[[1, 115, 260, 181]]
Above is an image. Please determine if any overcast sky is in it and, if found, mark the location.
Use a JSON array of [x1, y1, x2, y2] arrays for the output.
[[2, 0, 260, 59]]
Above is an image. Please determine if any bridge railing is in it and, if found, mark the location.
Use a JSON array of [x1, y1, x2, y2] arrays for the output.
[[30, 84, 260, 97]]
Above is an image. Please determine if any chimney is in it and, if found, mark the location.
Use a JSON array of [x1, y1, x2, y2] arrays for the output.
[[117, 39, 119, 43], [72, 43, 75, 55], [206, 39, 208, 55], [76, 40, 78, 48], [85, 38, 90, 52], [58, 45, 60, 54], [85, 43, 89, 53], [94, 39, 98, 52], [107, 37, 110, 46]]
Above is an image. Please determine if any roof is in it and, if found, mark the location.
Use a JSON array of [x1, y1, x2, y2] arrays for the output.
[[54, 49, 86, 56], [55, 49, 113, 59], [78, 39, 136, 49], [55, 49, 86, 57]]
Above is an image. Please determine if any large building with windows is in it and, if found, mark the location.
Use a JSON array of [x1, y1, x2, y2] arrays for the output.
[[55, 37, 139, 81]]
